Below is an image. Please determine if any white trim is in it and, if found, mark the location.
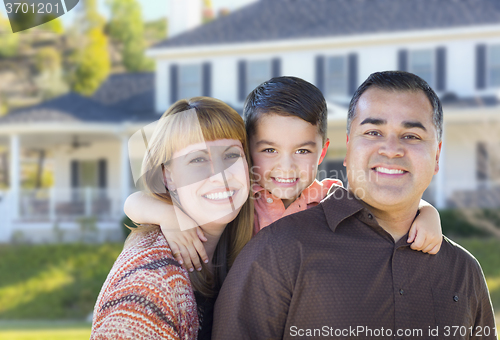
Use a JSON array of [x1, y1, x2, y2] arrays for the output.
[[147, 24, 500, 59], [10, 134, 20, 219], [0, 122, 156, 135]]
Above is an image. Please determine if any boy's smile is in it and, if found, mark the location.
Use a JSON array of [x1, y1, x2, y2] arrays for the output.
[[250, 114, 329, 208]]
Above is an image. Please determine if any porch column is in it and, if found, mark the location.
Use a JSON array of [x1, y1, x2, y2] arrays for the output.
[[120, 135, 131, 217], [10, 134, 20, 219], [435, 125, 446, 209]]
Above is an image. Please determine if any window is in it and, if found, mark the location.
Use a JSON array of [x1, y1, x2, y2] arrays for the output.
[[409, 49, 434, 87], [489, 44, 500, 87], [246, 60, 271, 93], [325, 56, 347, 99], [179, 64, 202, 99]]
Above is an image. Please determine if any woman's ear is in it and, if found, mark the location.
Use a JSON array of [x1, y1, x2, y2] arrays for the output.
[[161, 164, 176, 191]]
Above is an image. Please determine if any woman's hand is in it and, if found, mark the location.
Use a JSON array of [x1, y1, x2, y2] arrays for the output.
[[161, 224, 209, 272]]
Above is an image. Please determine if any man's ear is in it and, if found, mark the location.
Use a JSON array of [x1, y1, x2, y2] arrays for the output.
[[318, 138, 330, 165], [161, 164, 176, 191], [434, 141, 442, 174], [343, 133, 349, 167]]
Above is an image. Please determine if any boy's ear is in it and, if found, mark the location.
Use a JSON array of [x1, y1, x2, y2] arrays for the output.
[[161, 164, 176, 191], [318, 139, 330, 165]]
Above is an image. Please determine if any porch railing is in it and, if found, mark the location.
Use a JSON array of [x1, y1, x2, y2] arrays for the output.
[[19, 187, 128, 220]]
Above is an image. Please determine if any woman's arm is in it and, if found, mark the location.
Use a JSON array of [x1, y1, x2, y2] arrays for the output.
[[124, 191, 209, 271], [407, 199, 443, 254]]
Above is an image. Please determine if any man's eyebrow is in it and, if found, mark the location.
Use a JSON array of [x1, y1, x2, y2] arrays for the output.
[[360, 118, 386, 126], [402, 121, 427, 131]]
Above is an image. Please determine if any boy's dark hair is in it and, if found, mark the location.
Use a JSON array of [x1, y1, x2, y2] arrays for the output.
[[348, 71, 443, 141], [243, 76, 328, 144]]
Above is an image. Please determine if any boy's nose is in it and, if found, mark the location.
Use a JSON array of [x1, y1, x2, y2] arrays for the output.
[[276, 155, 298, 173], [378, 135, 404, 158]]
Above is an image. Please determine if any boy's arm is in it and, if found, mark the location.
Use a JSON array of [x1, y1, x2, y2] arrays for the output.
[[407, 199, 443, 254], [124, 191, 208, 271]]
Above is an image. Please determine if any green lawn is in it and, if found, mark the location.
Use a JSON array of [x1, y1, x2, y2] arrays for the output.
[[0, 320, 91, 340]]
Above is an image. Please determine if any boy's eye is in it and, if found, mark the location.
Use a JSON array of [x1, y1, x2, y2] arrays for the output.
[[296, 149, 310, 154], [262, 148, 277, 153]]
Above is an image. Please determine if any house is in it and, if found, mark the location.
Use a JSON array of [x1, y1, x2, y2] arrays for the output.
[[0, 73, 158, 243], [1, 0, 500, 243], [147, 0, 500, 209]]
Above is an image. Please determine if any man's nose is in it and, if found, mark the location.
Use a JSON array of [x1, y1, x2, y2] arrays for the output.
[[378, 134, 404, 158]]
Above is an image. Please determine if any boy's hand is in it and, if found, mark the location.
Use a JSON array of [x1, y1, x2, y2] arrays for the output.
[[162, 225, 209, 272], [407, 203, 442, 254]]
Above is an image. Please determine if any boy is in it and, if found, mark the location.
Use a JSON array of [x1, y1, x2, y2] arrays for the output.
[[125, 76, 442, 272]]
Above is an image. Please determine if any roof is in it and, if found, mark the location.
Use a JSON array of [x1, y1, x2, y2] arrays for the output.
[[0, 73, 158, 125], [152, 0, 500, 49]]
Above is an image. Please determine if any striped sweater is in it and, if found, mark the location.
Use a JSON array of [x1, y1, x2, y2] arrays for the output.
[[90, 229, 199, 340]]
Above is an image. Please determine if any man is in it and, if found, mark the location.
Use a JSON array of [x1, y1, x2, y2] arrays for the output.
[[213, 71, 496, 339]]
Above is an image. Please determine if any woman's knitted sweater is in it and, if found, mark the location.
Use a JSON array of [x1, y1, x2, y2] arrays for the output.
[[90, 229, 199, 340]]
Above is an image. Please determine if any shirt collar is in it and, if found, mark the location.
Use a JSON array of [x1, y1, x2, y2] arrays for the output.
[[320, 186, 365, 232], [251, 179, 334, 204]]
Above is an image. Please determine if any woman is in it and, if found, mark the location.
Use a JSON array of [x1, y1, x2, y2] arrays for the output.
[[90, 97, 254, 340]]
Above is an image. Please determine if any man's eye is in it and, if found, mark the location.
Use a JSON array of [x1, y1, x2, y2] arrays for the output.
[[262, 148, 276, 153], [296, 149, 310, 154], [366, 131, 381, 136], [403, 135, 420, 140]]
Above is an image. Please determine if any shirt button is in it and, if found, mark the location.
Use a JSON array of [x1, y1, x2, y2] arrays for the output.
[[266, 198, 273, 204], [399, 289, 404, 295], [453, 295, 459, 302], [368, 213, 373, 219]]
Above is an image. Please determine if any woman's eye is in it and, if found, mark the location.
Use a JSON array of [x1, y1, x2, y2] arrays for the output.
[[296, 149, 310, 154], [190, 157, 207, 164], [225, 152, 242, 159]]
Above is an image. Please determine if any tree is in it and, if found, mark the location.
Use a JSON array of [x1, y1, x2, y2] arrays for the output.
[[106, 0, 153, 72], [0, 13, 19, 57], [70, 0, 110, 96], [35, 47, 69, 99]]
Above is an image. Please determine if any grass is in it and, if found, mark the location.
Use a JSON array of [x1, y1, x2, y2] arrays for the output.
[[0, 320, 91, 340]]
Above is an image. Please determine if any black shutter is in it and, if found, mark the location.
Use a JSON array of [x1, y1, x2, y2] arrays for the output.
[[476, 44, 487, 90], [98, 159, 107, 188], [315, 55, 325, 93], [170, 64, 178, 103], [272, 58, 281, 78], [202, 62, 212, 97], [347, 53, 358, 95], [238, 60, 247, 101], [436, 47, 446, 91], [71, 160, 79, 188], [398, 49, 408, 72]]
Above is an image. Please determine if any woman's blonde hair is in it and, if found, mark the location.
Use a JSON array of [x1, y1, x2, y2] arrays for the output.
[[127, 97, 254, 297]]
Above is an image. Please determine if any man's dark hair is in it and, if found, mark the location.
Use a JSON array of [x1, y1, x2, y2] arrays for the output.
[[347, 71, 443, 141], [243, 76, 328, 144]]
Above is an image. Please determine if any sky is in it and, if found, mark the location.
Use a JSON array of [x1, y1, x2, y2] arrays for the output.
[[0, 0, 258, 29]]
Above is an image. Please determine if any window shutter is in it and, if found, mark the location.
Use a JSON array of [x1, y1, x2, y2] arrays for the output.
[[348, 53, 358, 95], [202, 62, 212, 97], [71, 160, 79, 188], [272, 58, 281, 78], [315, 55, 325, 92], [170, 64, 178, 103], [436, 47, 447, 91], [476, 44, 487, 90], [238, 60, 247, 102], [398, 49, 408, 72], [98, 159, 107, 189]]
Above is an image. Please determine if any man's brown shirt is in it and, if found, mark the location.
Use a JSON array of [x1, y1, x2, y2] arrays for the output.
[[213, 186, 496, 339]]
